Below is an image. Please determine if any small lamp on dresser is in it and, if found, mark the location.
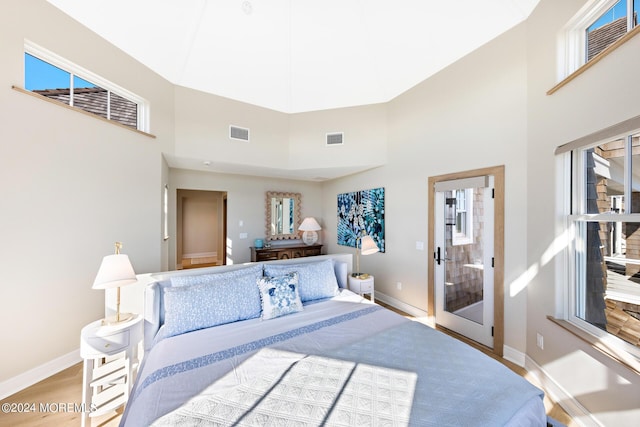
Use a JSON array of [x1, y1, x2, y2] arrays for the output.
[[93, 242, 137, 325], [299, 217, 321, 245]]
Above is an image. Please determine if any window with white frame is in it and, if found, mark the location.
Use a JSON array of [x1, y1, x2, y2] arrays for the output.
[[452, 188, 474, 245], [566, 130, 640, 359], [24, 41, 149, 132], [163, 184, 170, 241], [563, 0, 638, 75]]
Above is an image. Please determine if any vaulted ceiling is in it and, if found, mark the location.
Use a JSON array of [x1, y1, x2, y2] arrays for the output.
[[47, 0, 540, 114]]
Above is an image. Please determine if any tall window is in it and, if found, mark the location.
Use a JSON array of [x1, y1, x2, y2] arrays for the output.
[[564, 0, 638, 75], [24, 41, 148, 132], [453, 188, 474, 245], [568, 132, 640, 358], [163, 185, 170, 241]]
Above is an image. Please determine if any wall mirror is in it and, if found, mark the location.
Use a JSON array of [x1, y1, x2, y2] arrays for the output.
[[266, 191, 301, 240]]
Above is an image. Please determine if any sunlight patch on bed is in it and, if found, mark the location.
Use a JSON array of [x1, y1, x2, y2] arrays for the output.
[[151, 348, 417, 426]]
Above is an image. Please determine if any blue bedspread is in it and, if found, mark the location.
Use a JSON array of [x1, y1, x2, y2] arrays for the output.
[[122, 295, 544, 426]]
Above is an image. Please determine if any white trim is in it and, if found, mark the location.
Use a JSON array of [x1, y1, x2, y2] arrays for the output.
[[503, 345, 526, 367], [374, 291, 429, 319], [182, 251, 218, 259], [560, 0, 622, 78], [433, 175, 489, 192], [0, 349, 81, 400], [24, 40, 149, 132], [525, 355, 603, 427]]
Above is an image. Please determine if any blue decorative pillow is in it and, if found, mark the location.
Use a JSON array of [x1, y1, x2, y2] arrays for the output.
[[264, 259, 339, 302], [161, 264, 263, 338], [257, 273, 303, 320]]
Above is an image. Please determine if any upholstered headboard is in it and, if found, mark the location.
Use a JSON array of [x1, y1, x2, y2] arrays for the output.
[[143, 253, 352, 352]]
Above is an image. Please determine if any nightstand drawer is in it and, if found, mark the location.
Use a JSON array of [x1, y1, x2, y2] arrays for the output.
[[356, 280, 373, 293], [348, 275, 375, 303], [83, 330, 130, 357]]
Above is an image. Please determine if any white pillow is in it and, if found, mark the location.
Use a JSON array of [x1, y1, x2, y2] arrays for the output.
[[257, 272, 303, 320]]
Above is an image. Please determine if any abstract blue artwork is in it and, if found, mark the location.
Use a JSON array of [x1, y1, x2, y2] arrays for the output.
[[337, 187, 385, 252]]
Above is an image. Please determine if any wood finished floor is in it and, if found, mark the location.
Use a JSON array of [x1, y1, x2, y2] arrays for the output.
[[1, 302, 575, 427]]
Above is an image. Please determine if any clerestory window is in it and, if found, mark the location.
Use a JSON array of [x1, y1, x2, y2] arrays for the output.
[[563, 0, 638, 76], [24, 41, 148, 132]]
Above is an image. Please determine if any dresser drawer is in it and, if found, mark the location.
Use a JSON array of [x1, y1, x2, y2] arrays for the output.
[[83, 330, 130, 357], [251, 244, 322, 262]]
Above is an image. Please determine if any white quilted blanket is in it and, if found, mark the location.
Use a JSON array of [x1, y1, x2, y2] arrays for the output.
[[151, 348, 416, 426]]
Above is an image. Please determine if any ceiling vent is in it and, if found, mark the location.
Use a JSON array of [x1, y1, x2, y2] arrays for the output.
[[326, 132, 344, 146], [229, 125, 250, 142]]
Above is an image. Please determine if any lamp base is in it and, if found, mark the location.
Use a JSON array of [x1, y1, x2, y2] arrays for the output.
[[101, 312, 134, 326], [351, 273, 370, 279], [301, 231, 318, 245]]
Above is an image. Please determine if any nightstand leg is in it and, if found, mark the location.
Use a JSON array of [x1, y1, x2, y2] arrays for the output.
[[371, 289, 375, 303], [81, 358, 94, 427]]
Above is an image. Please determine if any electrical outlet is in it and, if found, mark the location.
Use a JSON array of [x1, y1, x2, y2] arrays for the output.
[[397, 282, 402, 290], [536, 333, 544, 350]]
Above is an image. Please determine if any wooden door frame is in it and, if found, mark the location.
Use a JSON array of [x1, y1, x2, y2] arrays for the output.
[[428, 165, 505, 357]]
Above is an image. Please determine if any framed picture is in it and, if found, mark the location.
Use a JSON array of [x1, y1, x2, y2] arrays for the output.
[[337, 187, 385, 252]]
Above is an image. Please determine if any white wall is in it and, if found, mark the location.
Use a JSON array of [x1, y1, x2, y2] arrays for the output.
[[289, 104, 388, 174], [168, 169, 324, 268], [525, 1, 640, 425], [174, 86, 290, 169], [0, 0, 174, 385], [322, 23, 529, 352]]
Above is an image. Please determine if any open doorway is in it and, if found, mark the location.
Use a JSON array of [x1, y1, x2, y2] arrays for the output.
[[176, 189, 227, 269]]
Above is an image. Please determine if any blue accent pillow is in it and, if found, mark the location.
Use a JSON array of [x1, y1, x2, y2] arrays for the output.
[[161, 264, 263, 338], [257, 273, 303, 320], [263, 259, 339, 302]]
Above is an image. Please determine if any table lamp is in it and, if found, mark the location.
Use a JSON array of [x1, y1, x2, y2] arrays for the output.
[[353, 234, 379, 278], [93, 242, 137, 325], [299, 217, 321, 245]]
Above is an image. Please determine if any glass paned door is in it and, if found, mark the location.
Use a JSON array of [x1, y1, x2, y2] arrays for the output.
[[434, 176, 494, 348]]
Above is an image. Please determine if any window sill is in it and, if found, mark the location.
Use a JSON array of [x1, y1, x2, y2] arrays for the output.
[[547, 24, 640, 96], [12, 86, 156, 139], [547, 315, 640, 375]]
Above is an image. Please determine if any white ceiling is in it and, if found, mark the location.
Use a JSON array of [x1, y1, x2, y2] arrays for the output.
[[47, 0, 539, 114]]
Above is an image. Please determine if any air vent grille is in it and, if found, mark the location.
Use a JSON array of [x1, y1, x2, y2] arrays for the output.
[[326, 132, 344, 146], [230, 125, 250, 141]]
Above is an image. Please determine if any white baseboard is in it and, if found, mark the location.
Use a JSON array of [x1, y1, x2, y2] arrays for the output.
[[374, 291, 430, 319], [503, 345, 526, 367], [525, 355, 602, 427], [0, 349, 81, 401]]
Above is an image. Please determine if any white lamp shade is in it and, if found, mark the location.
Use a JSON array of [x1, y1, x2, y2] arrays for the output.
[[360, 235, 380, 255], [298, 217, 321, 231], [93, 254, 137, 289]]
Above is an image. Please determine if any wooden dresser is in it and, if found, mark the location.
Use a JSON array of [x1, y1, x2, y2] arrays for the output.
[[251, 244, 323, 262]]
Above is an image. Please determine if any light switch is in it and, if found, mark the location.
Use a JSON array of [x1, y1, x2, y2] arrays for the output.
[[416, 241, 424, 250], [239, 232, 248, 239]]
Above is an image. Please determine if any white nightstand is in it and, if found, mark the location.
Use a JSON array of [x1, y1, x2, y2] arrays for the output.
[[80, 314, 143, 427], [348, 275, 375, 302]]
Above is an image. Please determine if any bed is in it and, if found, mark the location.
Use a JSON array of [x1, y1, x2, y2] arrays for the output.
[[121, 255, 546, 426]]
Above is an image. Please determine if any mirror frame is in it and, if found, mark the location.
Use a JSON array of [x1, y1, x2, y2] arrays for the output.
[[265, 191, 301, 241]]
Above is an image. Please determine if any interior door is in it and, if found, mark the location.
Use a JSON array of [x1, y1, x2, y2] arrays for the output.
[[434, 175, 494, 348]]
